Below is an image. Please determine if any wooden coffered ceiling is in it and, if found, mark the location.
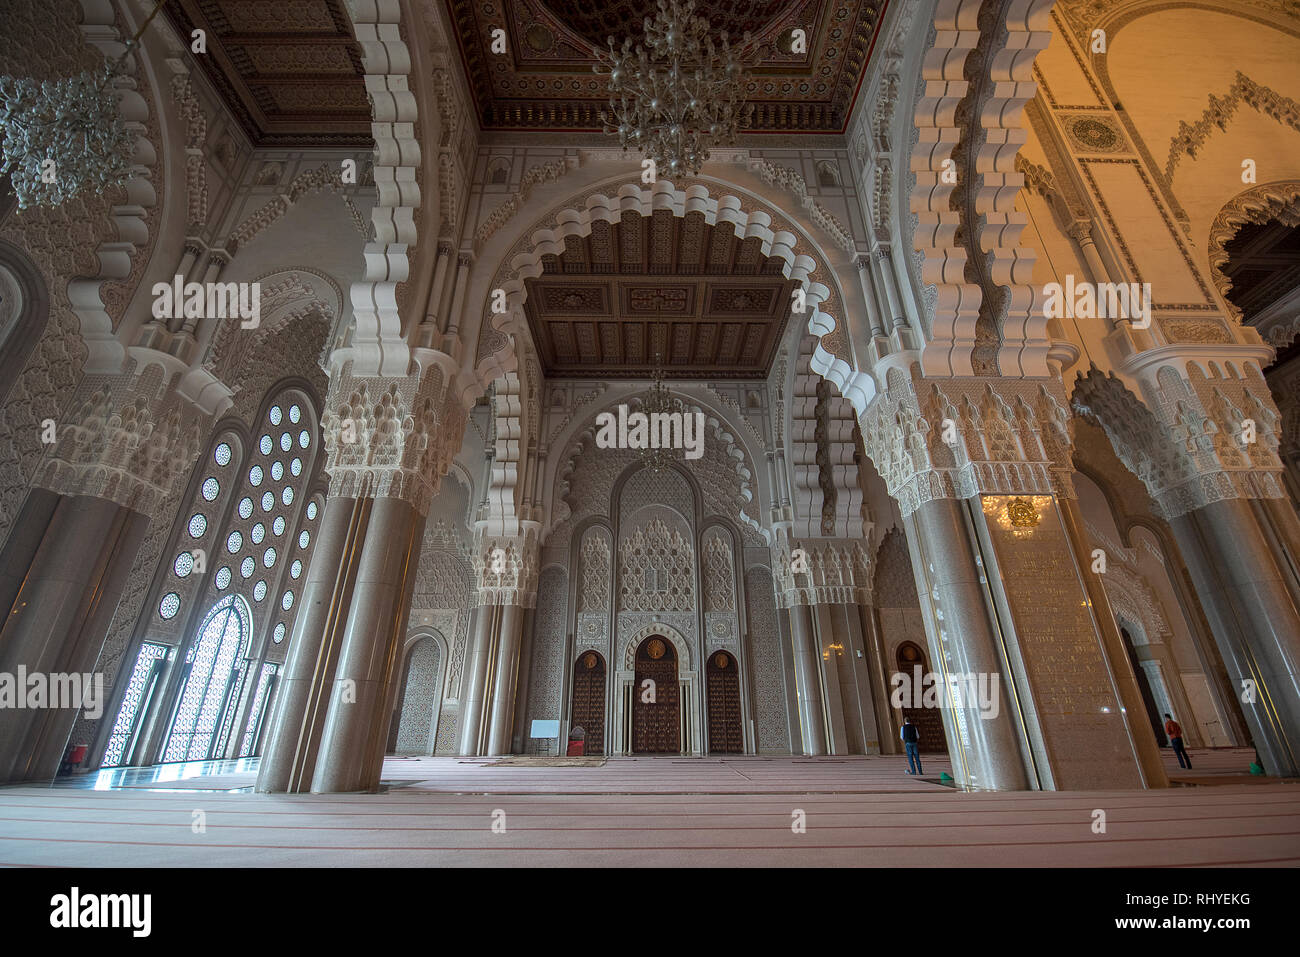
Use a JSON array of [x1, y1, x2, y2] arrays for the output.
[[165, 0, 372, 147], [446, 0, 888, 132], [524, 210, 796, 379], [1223, 219, 1300, 323]]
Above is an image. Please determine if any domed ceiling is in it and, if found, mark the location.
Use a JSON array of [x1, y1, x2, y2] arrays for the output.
[[446, 0, 888, 132]]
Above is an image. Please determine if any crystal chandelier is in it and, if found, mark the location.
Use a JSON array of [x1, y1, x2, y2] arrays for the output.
[[594, 0, 755, 177], [639, 353, 684, 473], [0, 1, 168, 209]]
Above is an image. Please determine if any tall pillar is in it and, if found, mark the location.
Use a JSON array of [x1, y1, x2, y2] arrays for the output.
[[0, 495, 148, 783], [788, 603, 827, 755], [1076, 361, 1300, 777], [256, 495, 364, 793], [862, 368, 1149, 790], [458, 604, 497, 756], [1169, 499, 1300, 776], [311, 497, 425, 793], [905, 498, 1031, 791], [510, 607, 537, 754], [486, 603, 524, 755]]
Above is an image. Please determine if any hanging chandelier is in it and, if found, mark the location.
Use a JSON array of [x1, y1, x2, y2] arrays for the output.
[[639, 353, 683, 473], [594, 0, 756, 177], [0, 1, 168, 209]]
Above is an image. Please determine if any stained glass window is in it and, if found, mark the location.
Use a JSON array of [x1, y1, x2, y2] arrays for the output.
[[259, 434, 273, 456], [290, 457, 303, 477], [251, 522, 265, 545], [239, 662, 279, 757], [159, 592, 181, 620], [299, 430, 310, 448], [290, 559, 303, 580], [215, 566, 232, 590], [188, 513, 207, 538], [282, 486, 294, 506], [261, 491, 275, 512], [201, 477, 220, 501], [253, 580, 267, 602], [273, 622, 287, 643], [281, 590, 294, 611], [161, 596, 250, 763], [298, 530, 310, 549], [226, 530, 243, 553], [214, 443, 232, 466], [306, 501, 318, 521], [249, 465, 264, 487], [174, 552, 194, 578], [269, 406, 283, 426], [238, 497, 254, 520], [289, 404, 301, 424], [240, 557, 255, 578], [272, 516, 286, 536], [263, 546, 277, 568], [271, 460, 284, 481], [102, 643, 168, 767], [280, 432, 293, 452]]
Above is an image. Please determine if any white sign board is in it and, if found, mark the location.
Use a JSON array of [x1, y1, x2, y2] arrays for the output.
[[530, 720, 559, 739]]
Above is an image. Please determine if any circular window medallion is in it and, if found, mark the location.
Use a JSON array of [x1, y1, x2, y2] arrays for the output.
[[647, 638, 665, 659]]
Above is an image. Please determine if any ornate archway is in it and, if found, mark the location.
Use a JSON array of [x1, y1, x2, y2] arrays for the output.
[[571, 650, 606, 756]]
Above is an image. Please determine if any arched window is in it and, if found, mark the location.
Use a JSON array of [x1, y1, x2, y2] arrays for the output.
[[103, 385, 325, 767], [162, 595, 252, 763]]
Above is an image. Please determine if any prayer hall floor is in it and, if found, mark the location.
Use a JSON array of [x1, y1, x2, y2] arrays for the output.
[[1, 748, 1295, 867]]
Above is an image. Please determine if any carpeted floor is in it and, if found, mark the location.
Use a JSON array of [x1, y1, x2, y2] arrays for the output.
[[0, 748, 1295, 867]]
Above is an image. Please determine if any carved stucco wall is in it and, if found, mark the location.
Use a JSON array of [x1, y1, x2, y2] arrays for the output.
[[745, 565, 789, 753], [396, 636, 443, 753], [524, 565, 568, 754], [873, 527, 927, 668]]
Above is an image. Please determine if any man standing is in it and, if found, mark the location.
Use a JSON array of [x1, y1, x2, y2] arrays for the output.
[[1164, 712, 1192, 770], [901, 717, 922, 775]]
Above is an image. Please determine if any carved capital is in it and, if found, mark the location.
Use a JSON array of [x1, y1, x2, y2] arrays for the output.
[[472, 528, 540, 607], [858, 365, 1078, 518], [320, 362, 467, 517], [33, 380, 206, 513], [1073, 363, 1286, 520]]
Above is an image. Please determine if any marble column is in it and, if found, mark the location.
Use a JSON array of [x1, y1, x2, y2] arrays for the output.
[[458, 604, 497, 756], [905, 498, 1032, 791], [486, 603, 524, 755], [788, 603, 827, 755], [1169, 498, 1300, 777], [256, 496, 364, 793], [311, 496, 425, 793], [510, 607, 537, 754], [0, 495, 148, 784], [1057, 497, 1169, 788]]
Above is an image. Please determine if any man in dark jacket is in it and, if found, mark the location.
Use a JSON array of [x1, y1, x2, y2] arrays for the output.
[[901, 717, 922, 775], [1164, 713, 1192, 769]]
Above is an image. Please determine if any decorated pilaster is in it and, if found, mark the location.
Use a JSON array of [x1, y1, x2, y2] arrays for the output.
[[858, 364, 1162, 790], [1074, 356, 1300, 777]]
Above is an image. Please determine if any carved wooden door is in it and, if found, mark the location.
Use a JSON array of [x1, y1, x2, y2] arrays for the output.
[[632, 637, 679, 753], [570, 651, 606, 755], [706, 650, 743, 753], [897, 642, 949, 753]]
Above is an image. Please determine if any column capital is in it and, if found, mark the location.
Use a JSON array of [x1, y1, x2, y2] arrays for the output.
[[1073, 364, 1287, 519], [471, 529, 540, 608], [32, 377, 207, 512], [857, 365, 1078, 517], [770, 530, 873, 608], [319, 363, 467, 517]]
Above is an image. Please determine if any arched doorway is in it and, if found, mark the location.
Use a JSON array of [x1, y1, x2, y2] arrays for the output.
[[895, 642, 948, 754], [633, 636, 679, 754], [1120, 626, 1168, 747], [161, 595, 253, 762], [390, 635, 444, 755], [706, 650, 742, 753], [570, 651, 606, 756]]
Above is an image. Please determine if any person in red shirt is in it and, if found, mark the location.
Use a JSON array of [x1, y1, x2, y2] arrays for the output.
[[1164, 713, 1192, 769]]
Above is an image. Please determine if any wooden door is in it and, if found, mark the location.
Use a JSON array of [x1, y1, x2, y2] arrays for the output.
[[570, 651, 606, 755], [632, 637, 679, 753], [706, 650, 743, 753]]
